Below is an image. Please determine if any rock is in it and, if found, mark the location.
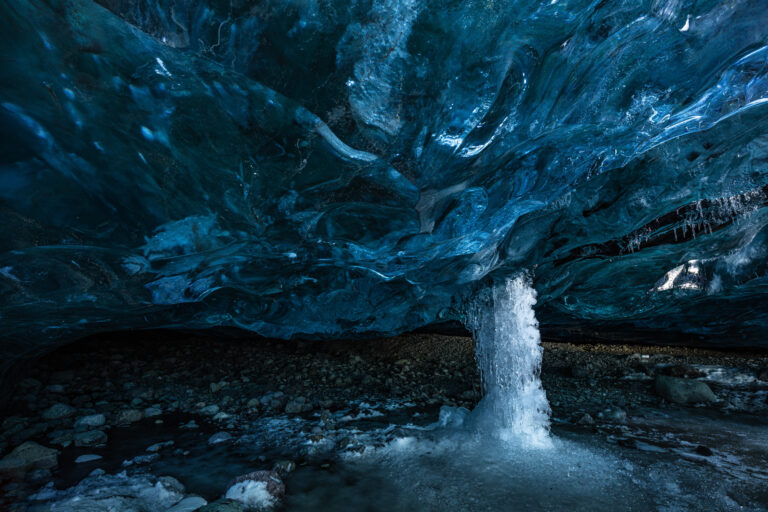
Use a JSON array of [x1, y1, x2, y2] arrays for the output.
[[74, 429, 107, 447], [74, 413, 106, 429], [197, 499, 245, 512], [167, 496, 208, 512], [655, 375, 717, 404], [272, 460, 296, 475], [200, 405, 220, 416], [48, 430, 75, 447], [657, 364, 704, 379], [18, 378, 42, 390], [246, 398, 260, 408], [41, 403, 75, 420], [144, 407, 163, 418], [74, 454, 103, 463], [159, 475, 186, 494], [284, 397, 312, 414], [0, 442, 59, 479], [695, 445, 714, 456], [116, 408, 143, 424], [226, 470, 285, 509], [577, 413, 595, 425], [570, 364, 593, 379], [2, 416, 27, 432], [208, 432, 233, 445], [146, 440, 174, 452], [757, 368, 768, 382], [603, 407, 627, 423]]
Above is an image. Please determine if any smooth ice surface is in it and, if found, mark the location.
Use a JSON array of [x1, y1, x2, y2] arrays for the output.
[[2, 0, 768, 357]]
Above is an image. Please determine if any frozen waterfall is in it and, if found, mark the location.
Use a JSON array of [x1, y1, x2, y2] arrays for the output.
[[469, 276, 552, 448]]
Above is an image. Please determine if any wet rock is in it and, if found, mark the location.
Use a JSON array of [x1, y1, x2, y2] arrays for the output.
[[18, 378, 42, 390], [167, 496, 208, 512], [226, 470, 285, 509], [147, 440, 174, 452], [757, 368, 768, 382], [272, 460, 296, 475], [116, 408, 143, 424], [74, 413, 106, 429], [285, 397, 312, 414], [657, 364, 704, 379], [200, 404, 220, 416], [159, 475, 186, 494], [74, 429, 107, 447], [577, 413, 595, 425], [602, 407, 627, 423], [74, 454, 103, 463], [570, 363, 594, 379], [655, 375, 717, 404], [208, 432, 233, 445], [695, 445, 714, 456], [197, 499, 245, 512], [0, 442, 59, 479], [48, 429, 75, 448], [617, 438, 637, 449], [144, 406, 163, 418], [41, 403, 75, 420]]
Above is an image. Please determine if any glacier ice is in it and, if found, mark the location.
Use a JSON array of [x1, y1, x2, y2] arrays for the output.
[[1, 0, 768, 361]]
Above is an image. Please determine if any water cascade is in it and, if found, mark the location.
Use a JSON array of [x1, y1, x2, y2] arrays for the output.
[[469, 276, 552, 447]]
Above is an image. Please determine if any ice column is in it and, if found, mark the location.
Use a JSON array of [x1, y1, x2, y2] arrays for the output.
[[470, 275, 552, 447]]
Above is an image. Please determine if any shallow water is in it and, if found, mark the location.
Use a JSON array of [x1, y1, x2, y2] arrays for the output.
[[278, 416, 768, 512]]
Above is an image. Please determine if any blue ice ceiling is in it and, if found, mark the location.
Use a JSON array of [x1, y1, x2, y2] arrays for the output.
[[1, 0, 767, 353]]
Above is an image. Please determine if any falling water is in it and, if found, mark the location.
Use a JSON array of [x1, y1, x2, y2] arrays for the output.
[[469, 275, 552, 447]]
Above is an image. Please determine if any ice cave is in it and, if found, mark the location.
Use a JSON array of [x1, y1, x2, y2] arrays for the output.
[[1, 0, 767, 510]]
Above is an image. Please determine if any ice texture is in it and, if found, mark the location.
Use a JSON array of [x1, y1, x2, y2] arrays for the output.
[[1, 0, 768, 359]]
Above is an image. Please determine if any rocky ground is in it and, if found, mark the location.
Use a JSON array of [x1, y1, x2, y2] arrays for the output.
[[1, 331, 767, 511]]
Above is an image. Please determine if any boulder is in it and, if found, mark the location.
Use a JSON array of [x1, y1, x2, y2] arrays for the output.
[[0, 442, 59, 479], [655, 375, 717, 404], [225, 470, 284, 509]]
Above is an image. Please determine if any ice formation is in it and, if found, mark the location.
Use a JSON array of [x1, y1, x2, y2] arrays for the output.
[[469, 276, 551, 447], [1, 0, 768, 361]]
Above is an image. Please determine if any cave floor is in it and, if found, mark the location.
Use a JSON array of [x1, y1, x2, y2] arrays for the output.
[[1, 332, 767, 511]]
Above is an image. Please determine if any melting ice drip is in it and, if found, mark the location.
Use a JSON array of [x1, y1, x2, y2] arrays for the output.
[[469, 276, 552, 447]]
